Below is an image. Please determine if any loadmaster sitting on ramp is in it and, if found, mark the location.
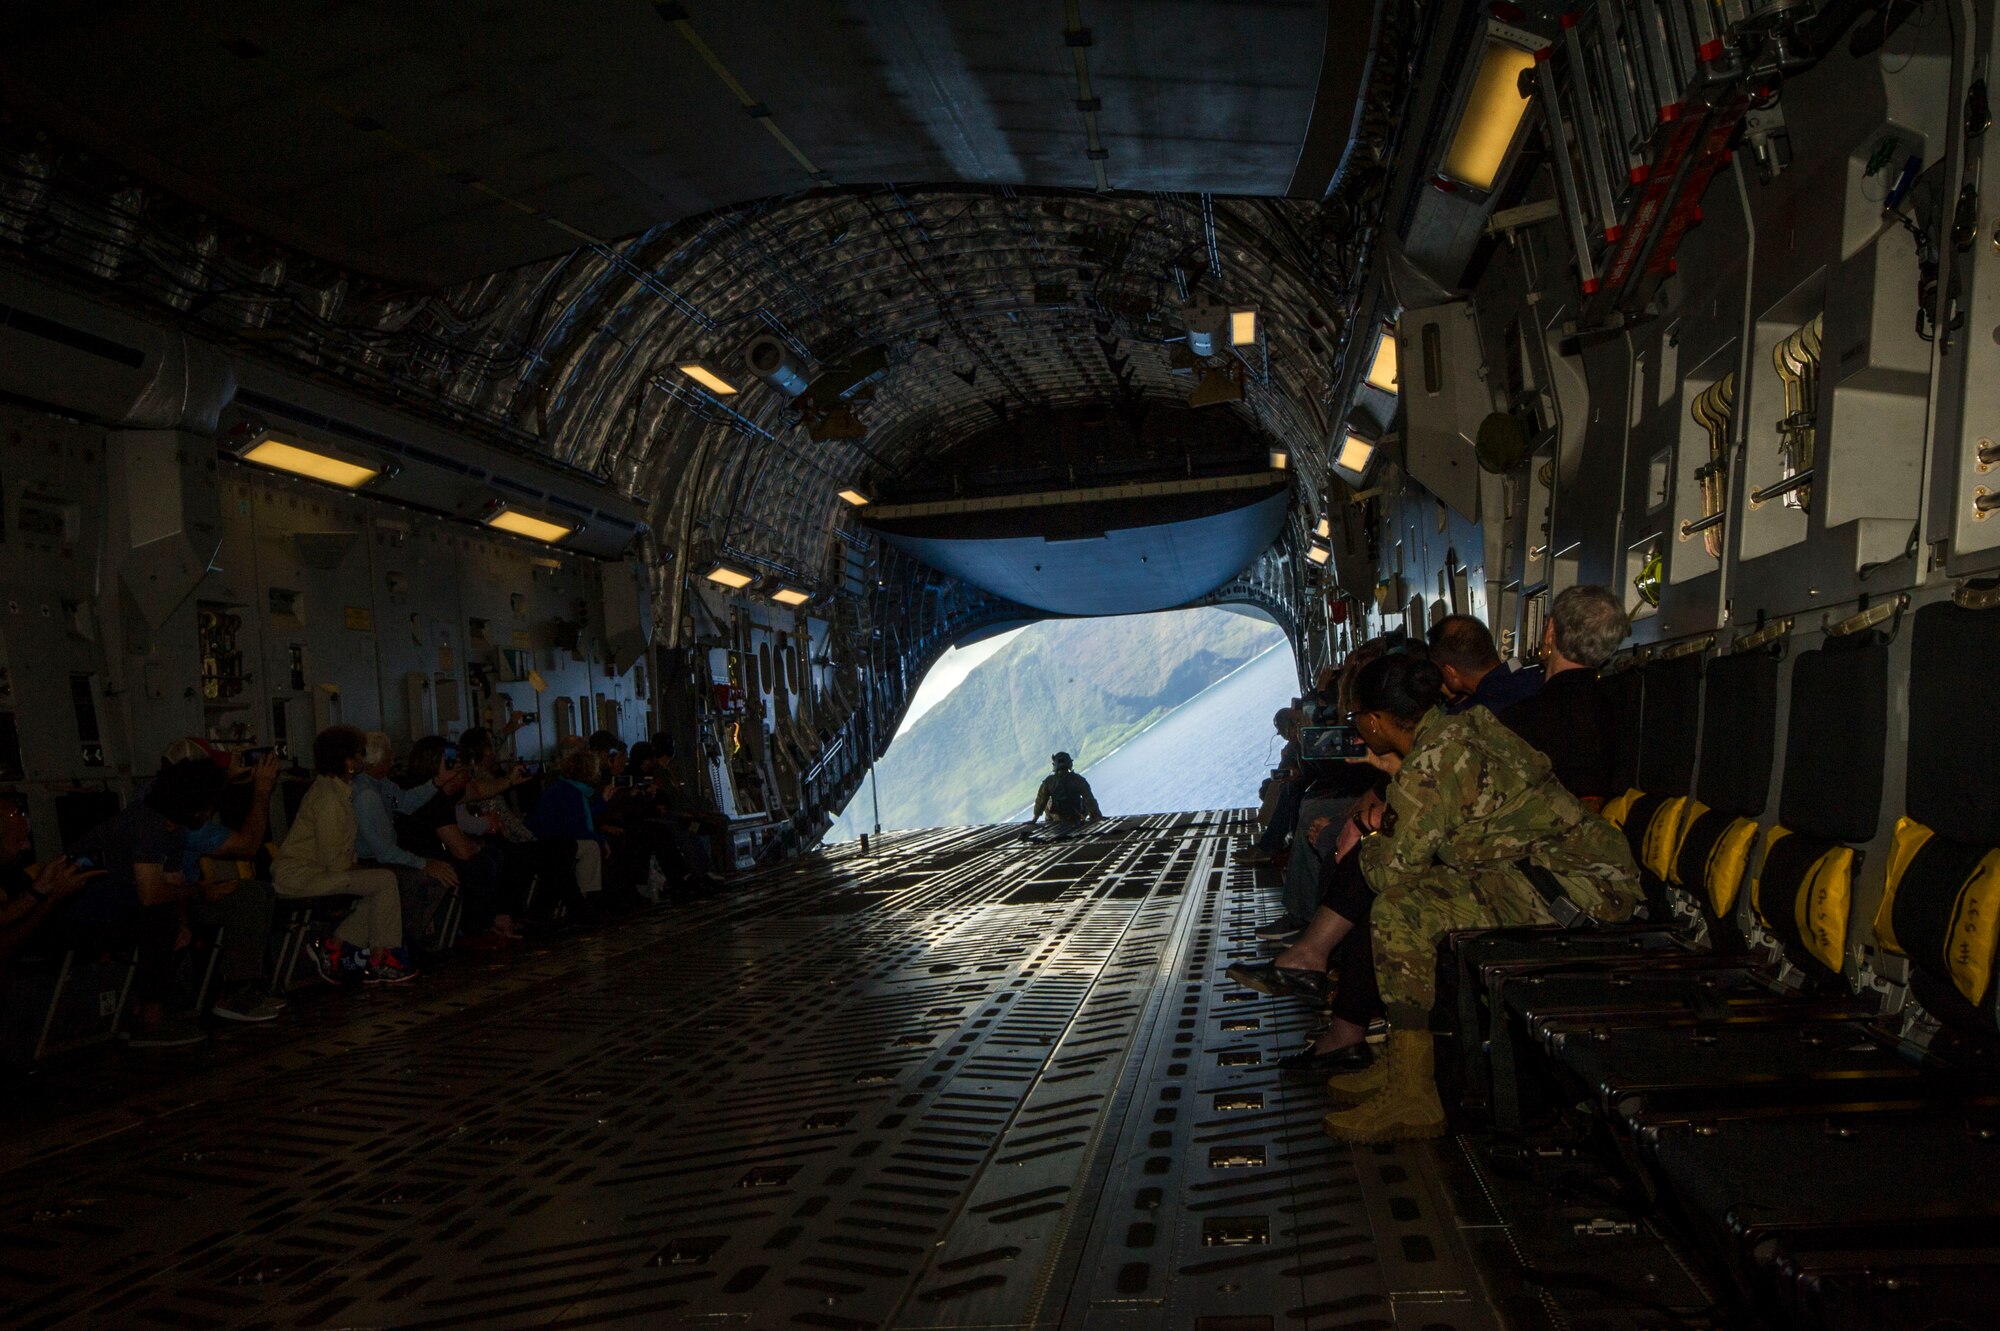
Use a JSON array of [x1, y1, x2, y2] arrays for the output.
[[1029, 752, 1102, 835]]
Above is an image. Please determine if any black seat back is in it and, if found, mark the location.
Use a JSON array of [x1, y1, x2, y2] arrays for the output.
[[1638, 655, 1701, 796], [1748, 632, 1889, 981], [1778, 633, 1887, 844], [1885, 600, 2000, 1039], [1605, 666, 1644, 796], [1694, 648, 1779, 818]]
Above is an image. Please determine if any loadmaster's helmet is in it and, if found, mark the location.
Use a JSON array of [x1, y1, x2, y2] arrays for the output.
[[1051, 751, 1073, 771]]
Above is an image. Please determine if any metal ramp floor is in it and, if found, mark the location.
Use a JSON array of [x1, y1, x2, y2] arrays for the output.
[[0, 813, 1506, 1330]]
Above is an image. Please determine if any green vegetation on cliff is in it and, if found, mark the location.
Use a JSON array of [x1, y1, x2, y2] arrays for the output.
[[833, 607, 1283, 835]]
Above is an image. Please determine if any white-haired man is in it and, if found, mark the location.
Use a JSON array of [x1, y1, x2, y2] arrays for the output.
[[1499, 585, 1631, 808]]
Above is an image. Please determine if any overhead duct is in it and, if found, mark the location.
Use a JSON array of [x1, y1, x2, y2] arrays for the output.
[[107, 430, 223, 630], [1182, 295, 1228, 358], [743, 334, 810, 397]]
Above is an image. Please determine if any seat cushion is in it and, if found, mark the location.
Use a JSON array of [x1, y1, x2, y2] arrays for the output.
[[1672, 804, 1759, 921], [1873, 816, 2000, 1031], [1751, 826, 1852, 976]]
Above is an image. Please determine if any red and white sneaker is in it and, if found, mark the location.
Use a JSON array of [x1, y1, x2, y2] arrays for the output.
[[362, 947, 420, 985], [305, 937, 360, 985]]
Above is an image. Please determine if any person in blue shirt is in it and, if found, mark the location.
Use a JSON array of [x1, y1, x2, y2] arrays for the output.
[[353, 733, 461, 877], [1426, 615, 1542, 715], [157, 740, 288, 1025], [526, 745, 609, 926], [528, 745, 606, 845]]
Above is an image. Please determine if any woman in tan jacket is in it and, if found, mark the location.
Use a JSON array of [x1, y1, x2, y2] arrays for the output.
[[274, 725, 416, 984]]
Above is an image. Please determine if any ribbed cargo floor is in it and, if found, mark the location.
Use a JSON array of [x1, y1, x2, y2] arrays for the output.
[[0, 815, 1503, 1331]]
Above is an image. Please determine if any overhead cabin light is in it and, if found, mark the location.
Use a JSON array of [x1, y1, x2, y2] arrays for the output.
[[1316, 517, 1331, 539], [240, 437, 383, 490], [1269, 448, 1289, 471], [484, 506, 574, 544], [837, 487, 872, 507], [1440, 37, 1538, 192], [771, 586, 812, 607], [1230, 309, 1258, 346], [1336, 433, 1378, 475], [702, 561, 755, 590], [679, 362, 739, 396], [1366, 330, 1399, 395], [1307, 544, 1332, 566]]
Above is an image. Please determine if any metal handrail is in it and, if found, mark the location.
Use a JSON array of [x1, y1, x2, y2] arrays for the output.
[[1750, 468, 1815, 507]]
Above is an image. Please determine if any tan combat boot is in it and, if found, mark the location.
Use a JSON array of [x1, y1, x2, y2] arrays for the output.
[[1321, 1030, 1446, 1143], [1323, 1048, 1387, 1106]]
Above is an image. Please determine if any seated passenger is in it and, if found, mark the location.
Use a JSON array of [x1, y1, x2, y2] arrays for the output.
[[37, 759, 230, 1046], [273, 726, 419, 985], [394, 737, 530, 944], [1231, 653, 1640, 1142], [1257, 637, 1396, 940], [158, 739, 284, 1023], [1032, 752, 1102, 826], [647, 732, 731, 848], [590, 736, 708, 904], [1497, 585, 1629, 807], [524, 746, 608, 924], [352, 732, 499, 947], [630, 739, 725, 893], [1302, 664, 1342, 724], [1427, 614, 1541, 714], [1243, 710, 1305, 865], [0, 799, 99, 967], [455, 724, 538, 826]]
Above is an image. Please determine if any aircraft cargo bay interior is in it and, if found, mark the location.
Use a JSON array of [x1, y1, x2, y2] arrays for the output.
[[0, 2, 1997, 1329]]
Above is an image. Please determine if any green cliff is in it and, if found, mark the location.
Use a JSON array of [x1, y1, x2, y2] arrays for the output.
[[834, 607, 1283, 834]]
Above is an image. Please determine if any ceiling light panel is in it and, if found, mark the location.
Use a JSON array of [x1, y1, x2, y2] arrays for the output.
[[241, 439, 380, 489], [680, 362, 739, 395], [1366, 332, 1399, 394], [1336, 434, 1377, 474], [485, 509, 574, 543], [1441, 38, 1537, 192]]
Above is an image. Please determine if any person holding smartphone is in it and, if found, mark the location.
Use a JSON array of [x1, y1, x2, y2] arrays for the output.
[[0, 800, 101, 967], [158, 738, 285, 1023], [37, 760, 231, 1046]]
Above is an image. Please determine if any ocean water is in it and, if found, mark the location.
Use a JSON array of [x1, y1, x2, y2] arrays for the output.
[[1077, 645, 1300, 816]]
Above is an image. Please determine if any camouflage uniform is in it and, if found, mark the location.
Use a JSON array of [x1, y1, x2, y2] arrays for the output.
[[1360, 705, 1642, 1027], [1034, 770, 1102, 824]]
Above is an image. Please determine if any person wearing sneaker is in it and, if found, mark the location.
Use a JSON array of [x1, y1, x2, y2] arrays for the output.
[[35, 760, 231, 1048], [351, 731, 497, 950], [159, 740, 285, 1024], [274, 726, 419, 987], [1317, 652, 1641, 1144]]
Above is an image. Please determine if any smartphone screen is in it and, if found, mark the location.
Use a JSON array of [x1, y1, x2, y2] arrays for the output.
[[1303, 724, 1368, 762]]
